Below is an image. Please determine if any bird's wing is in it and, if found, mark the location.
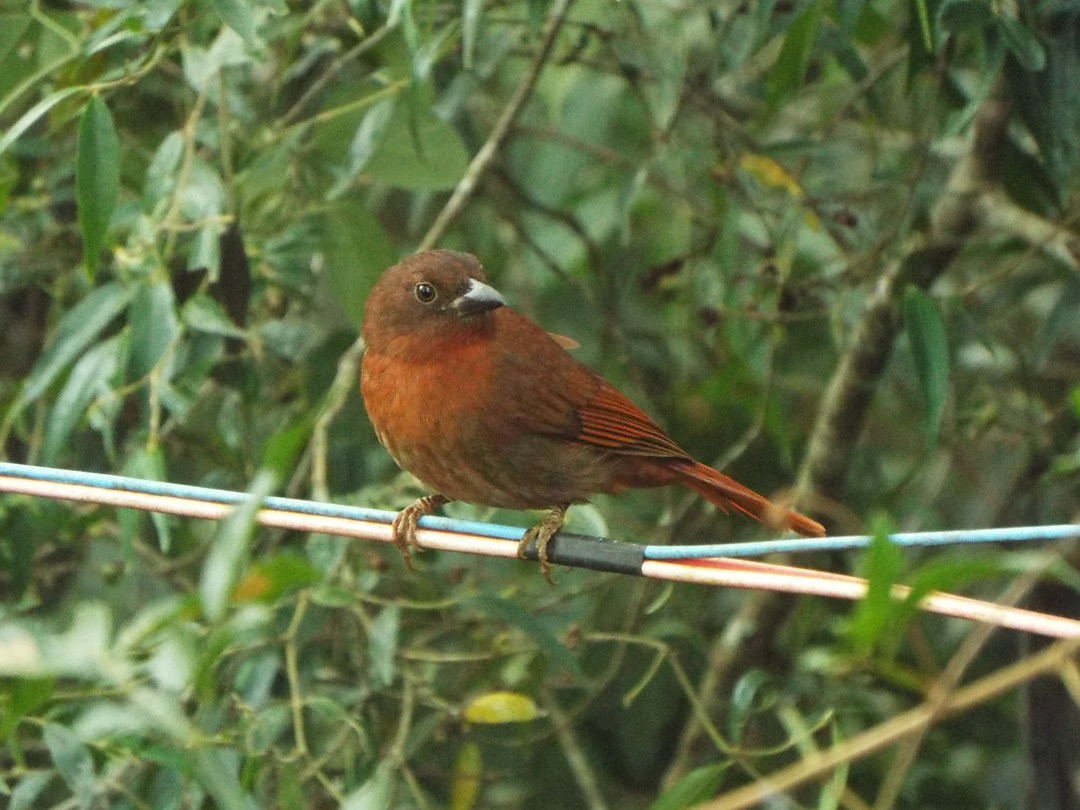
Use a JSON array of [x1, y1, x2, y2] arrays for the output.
[[574, 381, 690, 459], [494, 309, 689, 460]]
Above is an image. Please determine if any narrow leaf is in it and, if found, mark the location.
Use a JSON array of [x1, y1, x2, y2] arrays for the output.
[[998, 15, 1046, 72], [849, 519, 905, 655], [129, 280, 180, 379], [903, 286, 950, 442], [20, 281, 132, 406], [42, 335, 123, 463], [330, 96, 396, 199], [467, 595, 585, 681], [44, 723, 95, 805], [342, 762, 395, 810], [122, 445, 172, 554], [192, 747, 251, 810], [76, 96, 121, 278], [182, 293, 247, 338], [462, 0, 484, 69], [200, 470, 276, 621], [767, 0, 824, 107], [939, 0, 993, 34], [647, 763, 729, 810], [450, 742, 482, 810], [0, 86, 82, 160], [368, 605, 400, 688]]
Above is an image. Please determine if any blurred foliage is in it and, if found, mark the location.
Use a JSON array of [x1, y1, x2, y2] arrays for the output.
[[1, 0, 1079, 807]]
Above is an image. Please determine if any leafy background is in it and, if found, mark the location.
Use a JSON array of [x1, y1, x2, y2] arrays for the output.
[[2, 0, 1080, 808]]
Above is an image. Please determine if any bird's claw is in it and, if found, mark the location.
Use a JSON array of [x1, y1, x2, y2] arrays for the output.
[[391, 493, 449, 569], [517, 505, 567, 585]]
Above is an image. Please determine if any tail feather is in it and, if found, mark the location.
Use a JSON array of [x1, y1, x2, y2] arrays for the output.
[[675, 461, 825, 538]]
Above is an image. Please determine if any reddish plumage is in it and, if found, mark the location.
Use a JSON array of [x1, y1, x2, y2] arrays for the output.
[[361, 249, 824, 577]]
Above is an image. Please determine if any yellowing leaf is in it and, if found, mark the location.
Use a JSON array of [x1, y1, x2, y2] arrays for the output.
[[450, 742, 482, 810], [738, 153, 820, 229], [462, 692, 539, 724], [739, 153, 804, 197]]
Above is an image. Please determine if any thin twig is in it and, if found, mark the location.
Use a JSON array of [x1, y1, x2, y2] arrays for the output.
[[280, 25, 395, 127], [872, 564, 1048, 808], [691, 637, 1080, 810], [662, 78, 1017, 791], [547, 691, 610, 810]]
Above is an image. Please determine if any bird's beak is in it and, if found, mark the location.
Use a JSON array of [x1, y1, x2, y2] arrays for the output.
[[452, 278, 505, 316]]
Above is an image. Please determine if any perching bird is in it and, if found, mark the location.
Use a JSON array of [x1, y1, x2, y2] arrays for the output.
[[360, 250, 824, 579]]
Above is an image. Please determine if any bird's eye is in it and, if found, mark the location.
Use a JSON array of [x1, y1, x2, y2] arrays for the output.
[[414, 282, 437, 304]]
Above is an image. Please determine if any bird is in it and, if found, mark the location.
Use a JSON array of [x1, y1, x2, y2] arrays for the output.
[[360, 249, 824, 580]]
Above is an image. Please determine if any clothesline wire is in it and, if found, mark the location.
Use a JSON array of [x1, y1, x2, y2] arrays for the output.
[[1, 462, 1078, 639]]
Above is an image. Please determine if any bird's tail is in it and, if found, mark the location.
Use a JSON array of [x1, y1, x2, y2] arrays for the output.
[[675, 461, 825, 538]]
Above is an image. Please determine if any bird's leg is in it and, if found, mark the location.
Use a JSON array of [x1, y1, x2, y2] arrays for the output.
[[517, 505, 567, 584], [391, 493, 450, 567]]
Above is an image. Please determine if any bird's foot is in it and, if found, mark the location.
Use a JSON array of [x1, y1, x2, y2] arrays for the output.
[[391, 493, 450, 568], [517, 505, 567, 585]]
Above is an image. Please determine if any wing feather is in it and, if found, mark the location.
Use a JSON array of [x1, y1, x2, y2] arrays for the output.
[[493, 309, 690, 460], [575, 383, 689, 458]]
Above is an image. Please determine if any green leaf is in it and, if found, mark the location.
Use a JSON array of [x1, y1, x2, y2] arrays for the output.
[[234, 553, 321, 603], [767, 0, 824, 108], [913, 0, 934, 51], [122, 445, 172, 554], [368, 605, 400, 688], [363, 104, 469, 191], [467, 594, 585, 681], [727, 669, 770, 743], [321, 200, 397, 327], [192, 747, 251, 810], [181, 28, 251, 92], [181, 294, 247, 338], [0, 86, 82, 160], [76, 96, 121, 278], [1, 678, 55, 739], [44, 723, 95, 805], [342, 762, 395, 810], [848, 519, 906, 655], [19, 281, 132, 406], [904, 555, 1004, 608], [261, 417, 313, 478], [903, 286, 950, 442], [42, 334, 123, 463], [938, 0, 993, 34], [143, 131, 184, 209], [200, 470, 276, 621], [10, 770, 54, 810], [647, 763, 729, 810], [330, 96, 397, 199], [212, 0, 260, 48], [998, 14, 1046, 72], [462, 0, 483, 69], [129, 280, 180, 379]]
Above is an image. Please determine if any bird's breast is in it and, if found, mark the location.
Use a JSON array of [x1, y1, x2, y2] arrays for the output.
[[361, 336, 501, 490]]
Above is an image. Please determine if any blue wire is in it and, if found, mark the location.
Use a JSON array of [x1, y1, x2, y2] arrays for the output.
[[0, 462, 526, 541], [642, 525, 1080, 559], [2, 462, 1075, 558]]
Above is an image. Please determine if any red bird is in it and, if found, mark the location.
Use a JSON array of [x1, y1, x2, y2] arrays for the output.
[[361, 250, 824, 578]]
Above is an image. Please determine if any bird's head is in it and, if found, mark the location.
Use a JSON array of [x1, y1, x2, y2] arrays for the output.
[[362, 250, 506, 351]]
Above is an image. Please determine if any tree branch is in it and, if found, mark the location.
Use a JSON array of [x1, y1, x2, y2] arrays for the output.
[[661, 82, 1018, 789]]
